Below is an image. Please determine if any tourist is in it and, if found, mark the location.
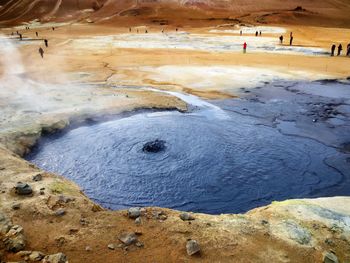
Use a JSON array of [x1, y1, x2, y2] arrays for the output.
[[145, 29, 148, 33], [19, 34, 22, 40], [36, 32, 38, 37], [52, 27, 55, 31], [176, 28, 178, 32], [337, 44, 342, 56], [255, 31, 258, 37], [290, 32, 293, 46], [259, 31, 262, 36], [347, 43, 350, 56], [331, 44, 336, 56], [39, 47, 44, 58], [243, 42, 247, 53], [44, 39, 48, 47], [240, 30, 242, 36], [279, 35, 283, 44]]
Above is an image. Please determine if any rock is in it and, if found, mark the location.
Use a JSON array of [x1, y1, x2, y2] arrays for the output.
[[32, 174, 42, 182], [42, 252, 67, 263], [17, 250, 32, 257], [55, 209, 66, 217], [118, 232, 137, 245], [135, 217, 142, 225], [12, 203, 21, 210], [29, 251, 45, 261], [4, 225, 26, 252], [153, 210, 167, 220], [15, 182, 32, 195], [135, 241, 144, 248], [128, 207, 141, 219], [58, 195, 75, 203], [107, 244, 115, 250], [85, 246, 92, 251], [142, 139, 166, 153], [186, 240, 200, 256], [323, 252, 339, 263], [180, 213, 195, 221]]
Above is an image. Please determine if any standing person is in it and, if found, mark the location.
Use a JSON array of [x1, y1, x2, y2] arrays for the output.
[[52, 27, 55, 31], [145, 29, 148, 33], [39, 47, 44, 58], [44, 39, 48, 47], [255, 31, 258, 37], [346, 43, 350, 56], [259, 31, 262, 36], [331, 44, 336, 56], [129, 27, 131, 32], [19, 34, 22, 40], [290, 32, 293, 46], [279, 35, 283, 44], [176, 28, 178, 32], [240, 30, 242, 36], [243, 42, 247, 53], [36, 32, 38, 37], [337, 44, 343, 56]]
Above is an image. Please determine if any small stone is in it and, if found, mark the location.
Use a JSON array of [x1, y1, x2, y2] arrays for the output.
[[54, 209, 66, 217], [128, 207, 141, 219], [17, 250, 32, 257], [108, 244, 115, 250], [85, 246, 92, 251], [135, 241, 144, 248], [180, 213, 195, 221], [42, 252, 67, 263], [15, 182, 32, 195], [29, 251, 45, 261], [186, 240, 200, 256], [323, 251, 339, 263], [40, 190, 45, 195], [12, 203, 21, 210], [32, 174, 42, 182], [118, 232, 137, 245], [58, 195, 75, 203], [261, 220, 269, 225], [135, 217, 142, 225]]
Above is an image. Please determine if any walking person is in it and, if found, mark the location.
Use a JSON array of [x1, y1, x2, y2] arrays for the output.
[[290, 32, 293, 46], [331, 44, 336, 56], [346, 43, 350, 56], [39, 47, 44, 58], [279, 35, 283, 44], [19, 34, 22, 40], [44, 39, 48, 47], [243, 42, 247, 53], [36, 31, 38, 37], [255, 31, 258, 37], [337, 44, 343, 56]]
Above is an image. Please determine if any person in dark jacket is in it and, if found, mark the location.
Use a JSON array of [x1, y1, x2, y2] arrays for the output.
[[337, 44, 343, 56], [39, 47, 44, 58], [331, 44, 336, 56], [279, 35, 283, 44]]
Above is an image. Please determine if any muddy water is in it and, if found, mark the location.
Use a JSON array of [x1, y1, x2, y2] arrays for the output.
[[26, 80, 350, 214]]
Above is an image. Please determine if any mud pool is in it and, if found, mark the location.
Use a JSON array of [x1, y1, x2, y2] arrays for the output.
[[26, 80, 350, 214]]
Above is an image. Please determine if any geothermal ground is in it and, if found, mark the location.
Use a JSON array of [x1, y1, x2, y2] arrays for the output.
[[0, 17, 350, 263]]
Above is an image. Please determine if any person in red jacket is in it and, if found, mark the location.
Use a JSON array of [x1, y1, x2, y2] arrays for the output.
[[243, 42, 247, 53]]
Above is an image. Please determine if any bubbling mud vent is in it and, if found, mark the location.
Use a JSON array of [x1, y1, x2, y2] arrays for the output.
[[26, 80, 350, 214]]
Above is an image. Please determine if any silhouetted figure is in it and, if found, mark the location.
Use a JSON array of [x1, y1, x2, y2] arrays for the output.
[[39, 47, 44, 58], [44, 39, 48, 47], [36, 32, 38, 37], [259, 31, 262, 36], [19, 34, 22, 40], [255, 31, 258, 37], [129, 27, 131, 32], [279, 35, 283, 44], [52, 27, 55, 31], [347, 44, 350, 56], [243, 42, 247, 53], [176, 28, 178, 32], [290, 32, 293, 46], [337, 44, 342, 56], [240, 30, 242, 36], [145, 29, 148, 33], [16, 31, 19, 35], [331, 44, 336, 56]]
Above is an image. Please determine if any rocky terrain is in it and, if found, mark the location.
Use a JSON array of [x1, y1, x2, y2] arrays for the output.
[[0, 0, 350, 262]]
